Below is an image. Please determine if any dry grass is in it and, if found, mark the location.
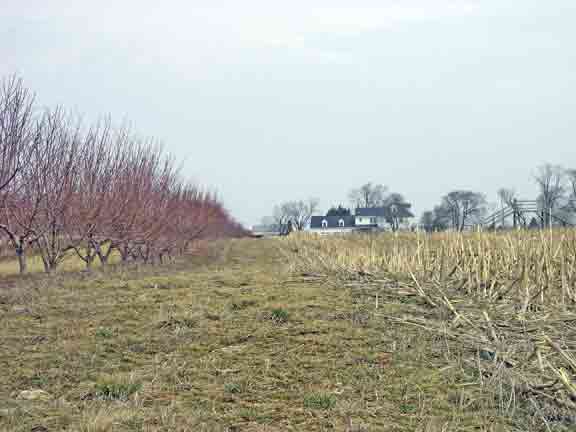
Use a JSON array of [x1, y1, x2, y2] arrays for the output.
[[1, 234, 574, 431], [281, 230, 576, 430], [0, 249, 122, 276]]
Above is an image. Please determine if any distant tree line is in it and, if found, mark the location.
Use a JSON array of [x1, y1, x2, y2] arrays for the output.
[[265, 164, 576, 235], [326, 205, 350, 217], [0, 75, 246, 274], [267, 182, 415, 233], [420, 164, 576, 232], [420, 190, 487, 232], [268, 198, 319, 235]]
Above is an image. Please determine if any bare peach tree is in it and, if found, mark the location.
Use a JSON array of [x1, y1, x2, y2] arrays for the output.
[[31, 108, 82, 272], [0, 74, 247, 274], [0, 76, 35, 196], [64, 118, 118, 269], [0, 76, 38, 273]]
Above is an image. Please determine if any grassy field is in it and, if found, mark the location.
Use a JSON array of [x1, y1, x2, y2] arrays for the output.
[[0, 235, 574, 431]]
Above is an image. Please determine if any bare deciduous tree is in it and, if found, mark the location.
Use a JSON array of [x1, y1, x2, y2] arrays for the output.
[[348, 183, 387, 208], [534, 164, 565, 226], [497, 188, 517, 208], [440, 190, 486, 231], [564, 169, 576, 213], [286, 198, 319, 231], [272, 204, 291, 235], [64, 118, 116, 269], [566, 169, 576, 196], [383, 193, 414, 231], [0, 128, 44, 274], [0, 74, 246, 274], [496, 187, 526, 227], [0, 75, 35, 196], [273, 198, 319, 234], [24, 108, 84, 272]]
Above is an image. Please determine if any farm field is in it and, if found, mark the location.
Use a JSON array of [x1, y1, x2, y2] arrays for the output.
[[1, 234, 575, 431], [3, 4, 576, 431]]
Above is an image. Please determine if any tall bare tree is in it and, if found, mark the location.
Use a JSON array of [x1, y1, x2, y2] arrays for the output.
[[273, 198, 319, 234], [441, 190, 486, 231], [564, 169, 576, 214], [32, 108, 82, 272], [496, 187, 526, 227], [0, 121, 44, 274], [534, 164, 565, 226], [497, 188, 517, 208], [382, 193, 414, 231], [0, 75, 35, 197], [566, 169, 576, 196], [348, 183, 387, 208], [64, 117, 117, 269], [288, 198, 319, 231], [272, 204, 291, 235]]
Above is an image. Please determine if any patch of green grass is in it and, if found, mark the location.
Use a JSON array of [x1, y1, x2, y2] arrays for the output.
[[28, 374, 49, 388], [303, 393, 337, 410], [95, 327, 115, 338], [399, 403, 418, 414], [269, 307, 289, 324], [94, 378, 142, 401], [238, 407, 259, 421], [224, 382, 242, 394]]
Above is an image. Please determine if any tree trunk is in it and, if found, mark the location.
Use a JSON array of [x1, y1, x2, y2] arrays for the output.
[[85, 255, 94, 270], [98, 252, 109, 265], [120, 244, 130, 263], [16, 244, 27, 274], [96, 241, 116, 266], [40, 250, 58, 273], [94, 242, 105, 265], [47, 258, 58, 273], [41, 255, 50, 273]]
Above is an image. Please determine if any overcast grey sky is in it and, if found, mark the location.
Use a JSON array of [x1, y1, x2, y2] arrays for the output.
[[2, 1, 575, 226]]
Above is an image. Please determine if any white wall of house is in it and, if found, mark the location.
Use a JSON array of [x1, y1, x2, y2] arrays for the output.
[[376, 216, 387, 228], [355, 216, 375, 226], [354, 216, 387, 227]]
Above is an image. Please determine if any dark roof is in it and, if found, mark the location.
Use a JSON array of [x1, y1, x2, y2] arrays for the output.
[[355, 207, 386, 217], [310, 216, 356, 229], [355, 205, 414, 219]]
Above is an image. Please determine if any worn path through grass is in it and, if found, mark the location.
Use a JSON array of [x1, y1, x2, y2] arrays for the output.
[[1, 239, 509, 431]]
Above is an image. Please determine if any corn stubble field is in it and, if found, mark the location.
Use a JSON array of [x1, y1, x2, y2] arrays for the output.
[[1, 231, 576, 431]]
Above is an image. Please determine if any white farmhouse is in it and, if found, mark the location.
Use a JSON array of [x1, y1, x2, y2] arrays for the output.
[[309, 206, 413, 234]]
